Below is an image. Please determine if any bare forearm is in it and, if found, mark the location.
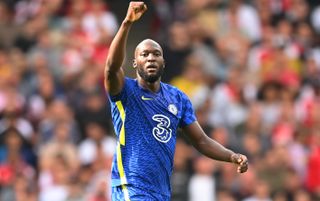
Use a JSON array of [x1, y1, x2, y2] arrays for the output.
[[183, 122, 248, 173], [104, 2, 147, 94], [193, 134, 235, 162], [105, 20, 132, 73]]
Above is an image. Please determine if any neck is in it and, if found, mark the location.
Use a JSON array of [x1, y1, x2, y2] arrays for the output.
[[137, 77, 161, 93]]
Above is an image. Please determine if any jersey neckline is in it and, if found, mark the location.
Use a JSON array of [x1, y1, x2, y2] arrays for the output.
[[135, 79, 163, 96]]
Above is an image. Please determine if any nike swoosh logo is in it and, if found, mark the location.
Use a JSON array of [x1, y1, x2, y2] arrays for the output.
[[141, 96, 153, 100]]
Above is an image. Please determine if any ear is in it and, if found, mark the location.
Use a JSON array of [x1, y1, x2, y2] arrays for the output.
[[163, 61, 166, 68], [133, 59, 137, 68]]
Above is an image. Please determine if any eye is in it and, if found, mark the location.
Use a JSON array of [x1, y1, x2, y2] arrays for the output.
[[154, 52, 161, 57], [141, 52, 148, 57]]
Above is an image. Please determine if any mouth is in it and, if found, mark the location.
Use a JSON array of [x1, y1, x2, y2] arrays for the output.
[[146, 64, 158, 72]]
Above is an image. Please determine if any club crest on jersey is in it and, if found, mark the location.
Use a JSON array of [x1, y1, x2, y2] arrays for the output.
[[168, 104, 178, 115], [152, 114, 172, 143]]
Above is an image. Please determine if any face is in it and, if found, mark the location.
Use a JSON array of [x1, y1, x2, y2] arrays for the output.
[[134, 40, 165, 83]]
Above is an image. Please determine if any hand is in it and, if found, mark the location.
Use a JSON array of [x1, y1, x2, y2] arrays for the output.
[[125, 2, 147, 23], [231, 153, 248, 173]]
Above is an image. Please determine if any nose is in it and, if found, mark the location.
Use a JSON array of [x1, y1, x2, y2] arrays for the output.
[[147, 53, 156, 61]]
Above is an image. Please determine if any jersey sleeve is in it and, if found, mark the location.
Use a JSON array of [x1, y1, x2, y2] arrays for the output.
[[179, 92, 197, 127], [107, 77, 129, 103]]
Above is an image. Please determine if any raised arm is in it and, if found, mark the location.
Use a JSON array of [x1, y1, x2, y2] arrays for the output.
[[182, 122, 248, 173], [104, 2, 147, 95]]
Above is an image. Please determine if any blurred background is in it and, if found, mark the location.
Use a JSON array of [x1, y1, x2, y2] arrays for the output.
[[0, 0, 320, 200]]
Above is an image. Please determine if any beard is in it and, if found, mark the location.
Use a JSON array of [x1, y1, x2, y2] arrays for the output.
[[137, 65, 164, 83]]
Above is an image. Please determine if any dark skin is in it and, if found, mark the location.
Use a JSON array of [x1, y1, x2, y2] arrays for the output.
[[104, 1, 248, 173]]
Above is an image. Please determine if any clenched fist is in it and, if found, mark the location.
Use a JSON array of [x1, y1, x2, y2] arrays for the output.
[[125, 2, 147, 22], [231, 153, 248, 173]]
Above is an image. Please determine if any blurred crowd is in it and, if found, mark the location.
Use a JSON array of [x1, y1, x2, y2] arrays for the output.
[[0, 0, 320, 201]]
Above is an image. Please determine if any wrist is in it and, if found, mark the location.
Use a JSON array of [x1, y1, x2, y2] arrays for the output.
[[122, 19, 133, 26], [230, 153, 240, 164]]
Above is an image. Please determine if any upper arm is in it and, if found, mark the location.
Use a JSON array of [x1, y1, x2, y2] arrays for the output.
[[181, 121, 208, 147], [104, 66, 125, 95]]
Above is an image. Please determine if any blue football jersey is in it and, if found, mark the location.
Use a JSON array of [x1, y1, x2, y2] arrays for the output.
[[108, 77, 196, 197]]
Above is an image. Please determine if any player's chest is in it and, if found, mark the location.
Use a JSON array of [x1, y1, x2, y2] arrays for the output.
[[131, 91, 181, 144], [131, 89, 182, 121]]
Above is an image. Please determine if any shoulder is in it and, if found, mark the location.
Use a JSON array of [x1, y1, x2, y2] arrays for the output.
[[108, 77, 136, 102], [161, 82, 190, 102], [124, 76, 135, 83], [162, 82, 182, 95], [122, 76, 137, 89]]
